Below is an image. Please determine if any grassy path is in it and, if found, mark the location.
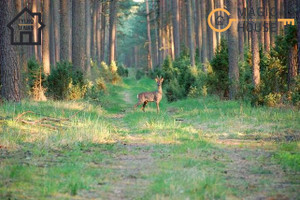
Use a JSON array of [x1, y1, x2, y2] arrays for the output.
[[0, 78, 299, 199]]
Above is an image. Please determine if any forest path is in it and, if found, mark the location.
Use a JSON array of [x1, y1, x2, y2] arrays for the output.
[[77, 82, 300, 199], [86, 90, 156, 200]]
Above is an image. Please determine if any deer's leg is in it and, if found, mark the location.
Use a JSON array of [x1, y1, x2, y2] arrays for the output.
[[156, 102, 160, 113], [142, 101, 148, 112], [134, 101, 143, 110]]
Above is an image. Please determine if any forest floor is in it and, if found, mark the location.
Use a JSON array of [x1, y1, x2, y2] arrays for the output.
[[0, 77, 300, 199]]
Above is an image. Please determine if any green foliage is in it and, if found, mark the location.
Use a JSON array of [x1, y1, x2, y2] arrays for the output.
[[149, 67, 163, 79], [161, 53, 211, 102], [291, 75, 300, 107], [135, 69, 145, 80], [46, 62, 87, 100], [165, 78, 184, 102], [263, 93, 282, 107], [210, 39, 229, 95], [110, 61, 121, 84], [117, 64, 129, 77], [27, 59, 47, 101], [99, 61, 121, 84]]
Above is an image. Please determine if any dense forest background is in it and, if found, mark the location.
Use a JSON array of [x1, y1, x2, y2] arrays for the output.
[[0, 0, 299, 107]]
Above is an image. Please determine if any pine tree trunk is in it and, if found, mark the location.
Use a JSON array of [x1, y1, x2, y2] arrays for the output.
[[53, 0, 60, 62], [72, 0, 86, 71], [50, 0, 56, 66], [201, 0, 208, 65], [32, 0, 42, 62], [288, 44, 298, 90], [101, 3, 106, 62], [60, 0, 71, 61], [227, 0, 239, 99], [195, 0, 202, 63], [208, 0, 217, 60], [259, 0, 264, 51], [146, 0, 153, 72], [0, 0, 20, 101], [238, 0, 245, 60], [269, 0, 276, 48], [108, 0, 117, 65], [97, 2, 102, 64], [158, 0, 164, 65], [91, 0, 98, 61], [172, 0, 180, 58], [185, 0, 195, 67], [251, 0, 260, 88], [152, 0, 159, 67], [42, 0, 51, 75], [264, 0, 270, 51], [85, 0, 91, 73], [297, 0, 300, 74]]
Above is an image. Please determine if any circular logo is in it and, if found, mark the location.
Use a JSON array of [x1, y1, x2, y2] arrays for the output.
[[207, 8, 237, 33]]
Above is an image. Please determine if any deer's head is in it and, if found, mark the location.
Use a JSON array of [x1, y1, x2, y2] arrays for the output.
[[155, 76, 164, 87]]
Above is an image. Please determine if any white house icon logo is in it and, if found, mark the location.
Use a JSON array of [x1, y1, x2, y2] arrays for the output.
[[7, 7, 45, 45]]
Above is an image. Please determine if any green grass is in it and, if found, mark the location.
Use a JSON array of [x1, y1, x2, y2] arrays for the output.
[[0, 77, 299, 199]]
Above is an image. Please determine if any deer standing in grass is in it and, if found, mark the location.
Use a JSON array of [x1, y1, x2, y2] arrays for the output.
[[134, 77, 164, 113]]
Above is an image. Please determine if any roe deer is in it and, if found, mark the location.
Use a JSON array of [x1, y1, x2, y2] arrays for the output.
[[134, 76, 164, 113]]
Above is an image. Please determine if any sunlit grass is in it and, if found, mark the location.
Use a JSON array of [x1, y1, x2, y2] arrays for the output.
[[0, 77, 299, 199]]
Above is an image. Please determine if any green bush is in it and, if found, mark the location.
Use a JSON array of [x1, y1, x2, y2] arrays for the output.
[[135, 69, 145, 80], [149, 67, 163, 79], [291, 75, 300, 107], [161, 53, 209, 101], [27, 59, 47, 101], [264, 93, 282, 107], [46, 62, 87, 100], [99, 61, 121, 84], [100, 62, 110, 82], [210, 39, 229, 96], [117, 64, 129, 77], [165, 78, 184, 102], [110, 61, 121, 84]]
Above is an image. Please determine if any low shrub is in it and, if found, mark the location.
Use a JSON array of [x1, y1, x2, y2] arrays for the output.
[[117, 64, 129, 77], [27, 59, 47, 101], [136, 69, 145, 80], [46, 62, 87, 100]]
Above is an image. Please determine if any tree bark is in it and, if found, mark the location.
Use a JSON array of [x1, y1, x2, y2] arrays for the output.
[[297, 0, 300, 74], [50, 0, 56, 66], [32, 0, 42, 62], [146, 0, 153, 72], [288, 44, 298, 90], [195, 0, 202, 63], [227, 0, 239, 99], [60, 0, 71, 61], [42, 0, 51, 75], [91, 0, 98, 61], [251, 0, 260, 88], [101, 3, 106, 62], [172, 0, 180, 58], [238, 0, 245, 60], [263, 0, 270, 51], [152, 0, 159, 67], [208, 0, 217, 60], [53, 0, 60, 63], [201, 0, 208, 65], [0, 0, 20, 101], [158, 0, 164, 65], [108, 0, 117, 65], [72, 0, 86, 71], [85, 0, 91, 73], [185, 0, 195, 67]]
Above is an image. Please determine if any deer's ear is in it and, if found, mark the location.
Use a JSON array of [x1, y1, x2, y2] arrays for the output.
[[160, 77, 164, 82], [155, 77, 158, 82]]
